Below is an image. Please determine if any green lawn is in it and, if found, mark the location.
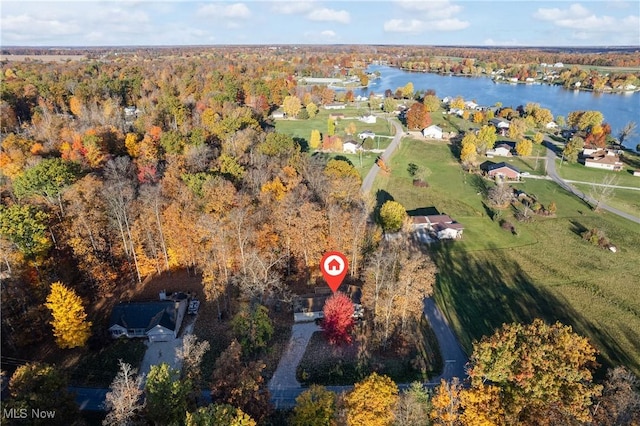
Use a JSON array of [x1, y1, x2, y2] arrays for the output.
[[556, 157, 640, 188], [275, 109, 396, 179], [275, 109, 395, 149], [573, 183, 640, 218], [373, 138, 640, 375]]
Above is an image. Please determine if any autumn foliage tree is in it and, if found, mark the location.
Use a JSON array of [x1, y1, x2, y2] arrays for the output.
[[211, 340, 272, 422], [322, 292, 355, 345], [6, 362, 78, 425], [379, 200, 407, 232], [186, 404, 256, 426], [45, 282, 91, 348], [467, 319, 601, 424], [290, 385, 337, 426], [406, 101, 431, 130], [515, 139, 533, 156], [345, 372, 399, 426]]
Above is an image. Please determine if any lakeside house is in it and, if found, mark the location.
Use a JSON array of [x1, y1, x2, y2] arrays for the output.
[[324, 102, 346, 110], [489, 118, 510, 136], [360, 114, 376, 124], [271, 108, 285, 119], [583, 150, 624, 171], [358, 130, 375, 140], [343, 141, 359, 154]]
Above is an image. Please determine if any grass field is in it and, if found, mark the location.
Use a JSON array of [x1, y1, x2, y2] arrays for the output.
[[573, 183, 640, 217], [556, 157, 640, 188], [275, 108, 396, 179], [373, 138, 640, 375], [275, 109, 395, 148]]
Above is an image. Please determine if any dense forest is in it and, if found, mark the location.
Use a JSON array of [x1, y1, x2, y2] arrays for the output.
[[1, 46, 639, 425]]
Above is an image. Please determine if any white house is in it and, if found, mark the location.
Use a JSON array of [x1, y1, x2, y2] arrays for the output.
[[584, 152, 623, 171], [422, 125, 443, 139], [343, 141, 359, 154], [324, 102, 346, 110], [411, 214, 464, 240], [358, 130, 375, 140], [360, 114, 376, 124], [486, 144, 512, 157], [271, 109, 285, 119], [464, 101, 478, 110], [545, 121, 558, 129]]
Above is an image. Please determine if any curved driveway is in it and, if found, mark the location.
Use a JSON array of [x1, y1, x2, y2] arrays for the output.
[[544, 141, 640, 224]]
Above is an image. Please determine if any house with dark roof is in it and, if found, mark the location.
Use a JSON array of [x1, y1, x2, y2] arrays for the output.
[[485, 162, 521, 180], [108, 300, 187, 342]]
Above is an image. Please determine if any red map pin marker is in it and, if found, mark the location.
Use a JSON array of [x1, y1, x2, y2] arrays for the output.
[[320, 251, 349, 292]]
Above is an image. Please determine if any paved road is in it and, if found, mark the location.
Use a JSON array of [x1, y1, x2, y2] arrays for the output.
[[422, 298, 468, 383], [544, 141, 640, 224], [360, 118, 404, 193]]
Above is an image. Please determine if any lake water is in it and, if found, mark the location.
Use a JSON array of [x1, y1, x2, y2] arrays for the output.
[[357, 65, 640, 149]]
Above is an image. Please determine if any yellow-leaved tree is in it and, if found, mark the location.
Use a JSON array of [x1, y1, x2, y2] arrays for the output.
[[515, 139, 533, 157], [45, 282, 91, 348], [345, 372, 398, 426], [309, 129, 322, 150]]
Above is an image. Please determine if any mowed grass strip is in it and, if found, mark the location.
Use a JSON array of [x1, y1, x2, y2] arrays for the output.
[[556, 155, 640, 188], [374, 138, 640, 374], [572, 183, 640, 218]]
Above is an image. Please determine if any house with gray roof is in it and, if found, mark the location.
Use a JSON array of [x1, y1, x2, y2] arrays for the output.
[[108, 300, 187, 342]]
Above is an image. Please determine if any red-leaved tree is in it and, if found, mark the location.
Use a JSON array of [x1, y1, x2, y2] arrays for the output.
[[322, 292, 355, 345]]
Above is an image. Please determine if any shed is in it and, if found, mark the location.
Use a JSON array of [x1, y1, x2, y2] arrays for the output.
[[422, 125, 443, 139]]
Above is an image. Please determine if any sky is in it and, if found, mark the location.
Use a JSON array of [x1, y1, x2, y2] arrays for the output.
[[1, 0, 639, 47]]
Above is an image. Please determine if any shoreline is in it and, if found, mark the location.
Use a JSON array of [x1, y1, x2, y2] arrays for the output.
[[395, 66, 640, 95]]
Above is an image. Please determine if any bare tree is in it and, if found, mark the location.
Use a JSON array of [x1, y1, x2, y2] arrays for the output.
[[618, 121, 637, 145], [589, 174, 618, 212], [176, 334, 210, 383], [487, 182, 513, 208], [103, 361, 145, 426], [103, 157, 141, 282]]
